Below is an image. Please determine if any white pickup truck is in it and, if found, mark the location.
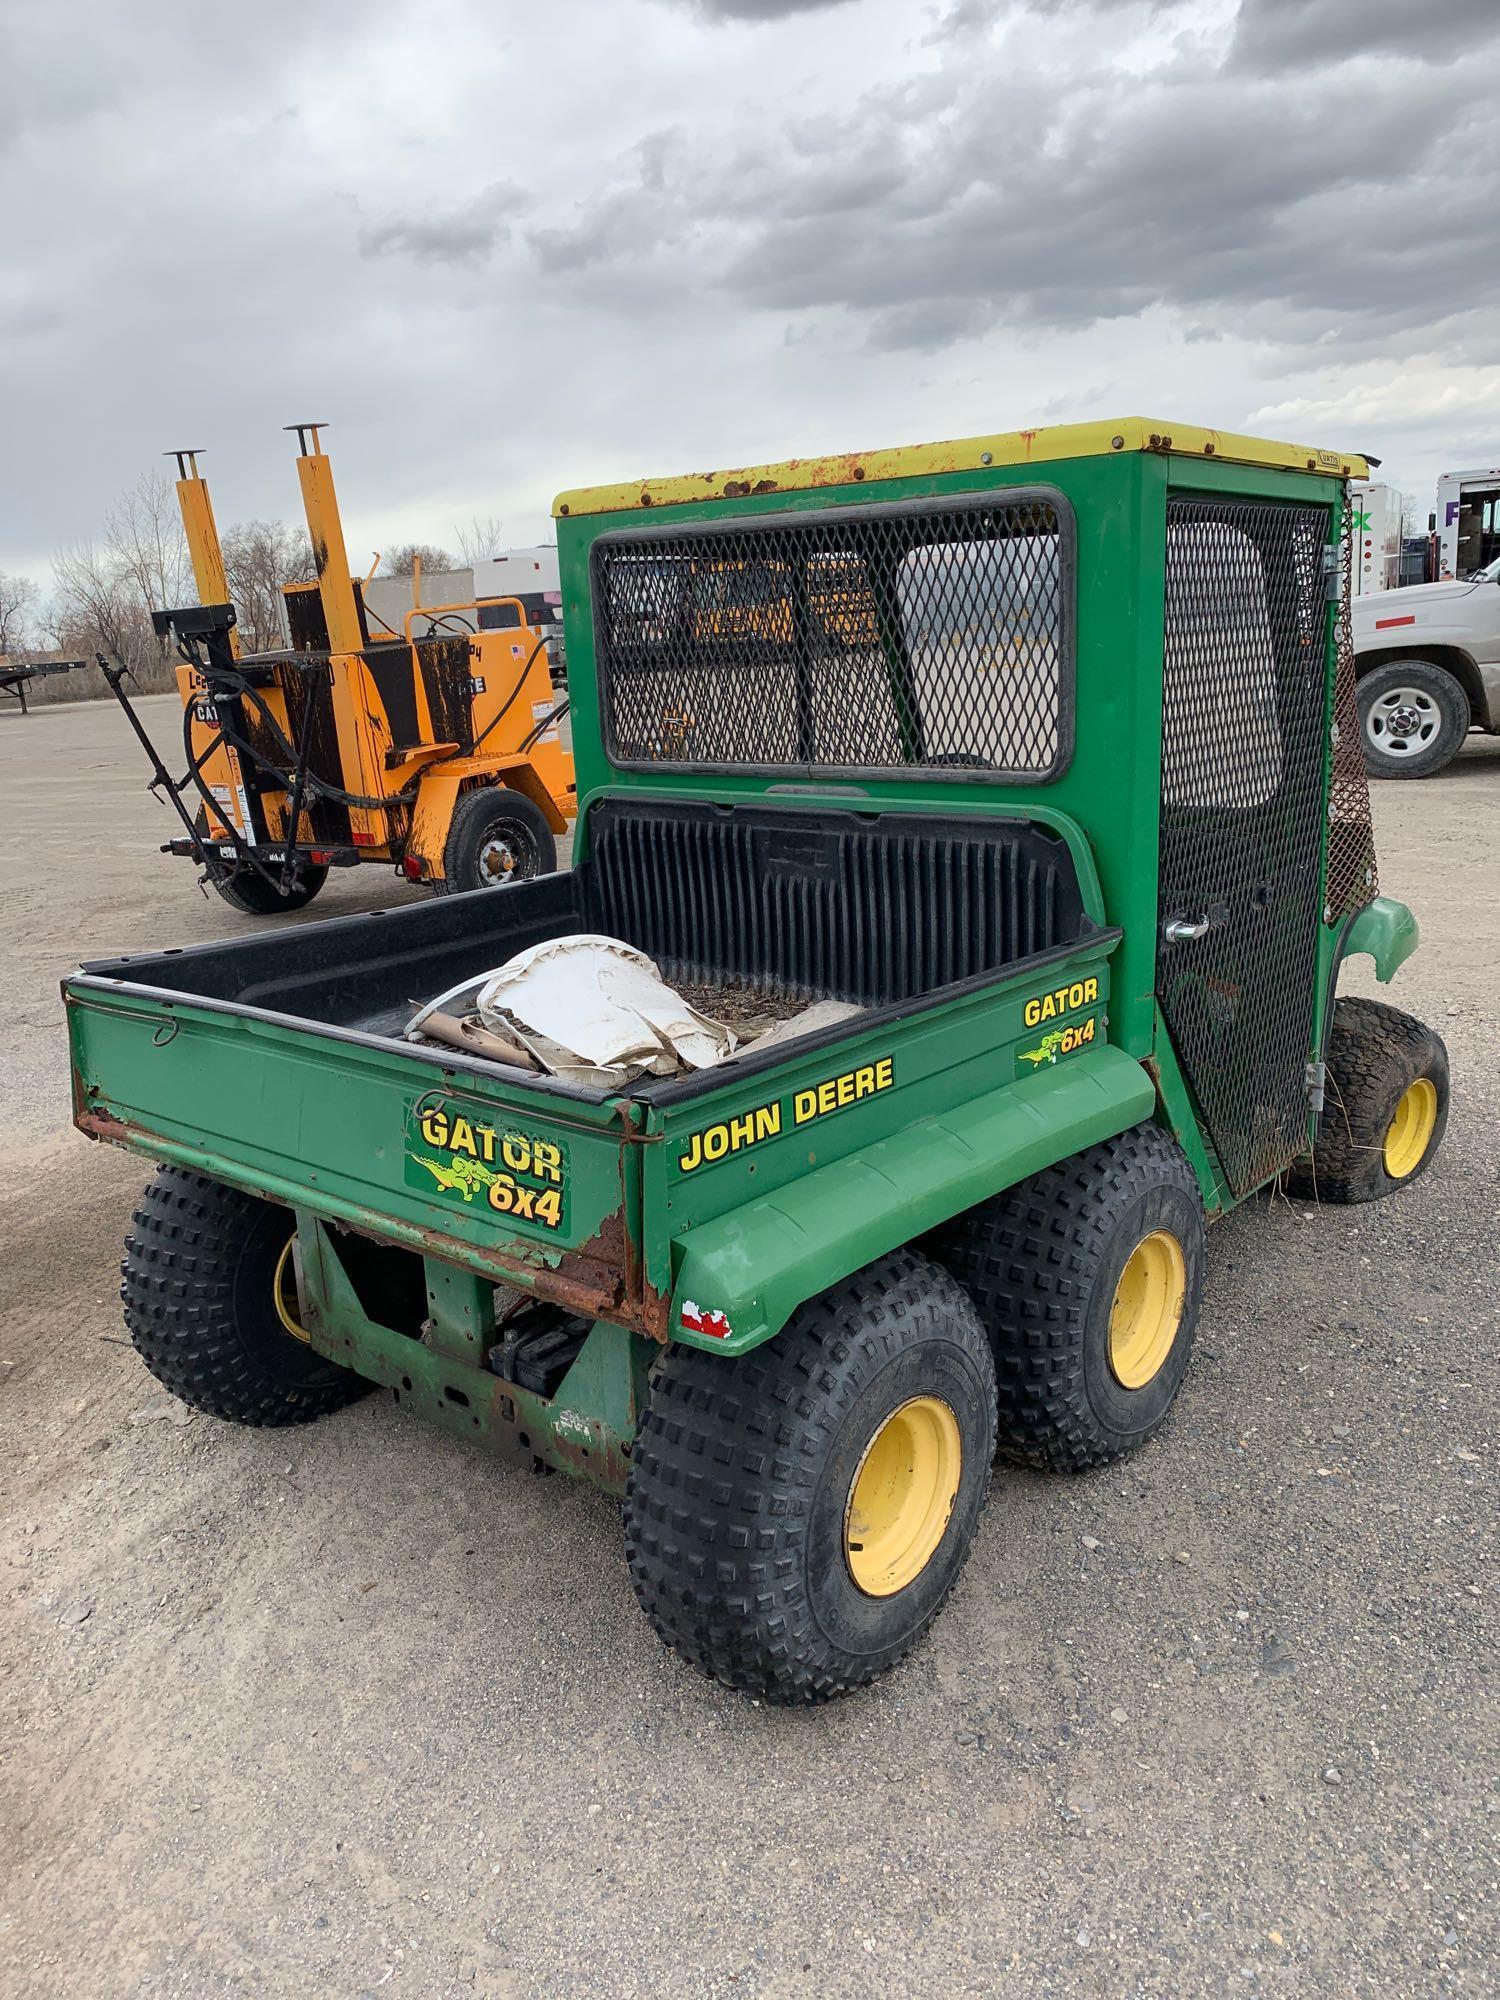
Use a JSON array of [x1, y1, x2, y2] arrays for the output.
[[1353, 554, 1500, 777]]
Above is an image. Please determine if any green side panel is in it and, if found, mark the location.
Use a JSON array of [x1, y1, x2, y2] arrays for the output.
[[1340, 896, 1419, 983], [668, 1043, 1155, 1355]]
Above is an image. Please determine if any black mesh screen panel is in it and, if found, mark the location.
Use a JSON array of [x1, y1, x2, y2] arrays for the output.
[[1157, 497, 1333, 1195], [1327, 494, 1378, 920], [590, 491, 1073, 780]]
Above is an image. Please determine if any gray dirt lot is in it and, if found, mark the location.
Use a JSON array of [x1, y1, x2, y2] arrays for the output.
[[1, 694, 1495, 1999]]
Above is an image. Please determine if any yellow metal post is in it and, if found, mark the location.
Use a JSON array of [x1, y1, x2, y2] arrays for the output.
[[167, 448, 239, 658], [284, 423, 387, 847], [286, 422, 364, 656]]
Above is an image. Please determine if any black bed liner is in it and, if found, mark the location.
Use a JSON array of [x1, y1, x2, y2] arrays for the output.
[[78, 795, 1095, 1087]]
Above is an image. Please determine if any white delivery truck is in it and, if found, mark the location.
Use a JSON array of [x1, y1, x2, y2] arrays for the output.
[[1433, 466, 1500, 580], [1349, 481, 1403, 595]]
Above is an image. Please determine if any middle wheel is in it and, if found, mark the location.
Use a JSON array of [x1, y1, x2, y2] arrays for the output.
[[624, 1249, 998, 1703], [923, 1121, 1206, 1471]]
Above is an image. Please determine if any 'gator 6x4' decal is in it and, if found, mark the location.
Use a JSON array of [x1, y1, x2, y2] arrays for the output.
[[405, 1100, 569, 1232], [1016, 1014, 1098, 1074]]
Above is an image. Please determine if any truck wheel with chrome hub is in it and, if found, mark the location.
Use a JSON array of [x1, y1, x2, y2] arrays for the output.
[[437, 784, 557, 895], [624, 1249, 997, 1703], [1287, 997, 1448, 1204], [923, 1122, 1206, 1471], [1357, 659, 1469, 780]]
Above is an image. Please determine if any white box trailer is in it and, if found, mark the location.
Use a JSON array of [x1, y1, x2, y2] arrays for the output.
[[1435, 466, 1500, 579], [1349, 481, 1402, 594], [473, 547, 561, 627]]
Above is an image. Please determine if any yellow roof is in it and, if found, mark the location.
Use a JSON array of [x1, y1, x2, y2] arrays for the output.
[[553, 416, 1366, 519]]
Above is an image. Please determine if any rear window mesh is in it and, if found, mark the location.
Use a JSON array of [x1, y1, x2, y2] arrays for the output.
[[590, 493, 1072, 781]]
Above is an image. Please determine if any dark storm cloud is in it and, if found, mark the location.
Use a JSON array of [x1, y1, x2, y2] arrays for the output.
[[1228, 0, 1500, 72], [529, 3, 1500, 355]]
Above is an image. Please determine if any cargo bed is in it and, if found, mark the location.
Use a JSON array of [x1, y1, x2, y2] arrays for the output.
[[66, 796, 1120, 1337]]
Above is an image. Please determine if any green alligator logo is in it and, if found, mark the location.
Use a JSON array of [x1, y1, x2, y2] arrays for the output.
[[1018, 1029, 1069, 1068], [413, 1154, 500, 1201]]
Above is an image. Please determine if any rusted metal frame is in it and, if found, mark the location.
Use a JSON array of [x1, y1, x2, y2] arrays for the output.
[[293, 1211, 644, 1495]]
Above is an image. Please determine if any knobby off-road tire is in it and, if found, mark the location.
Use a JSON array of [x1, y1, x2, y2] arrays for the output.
[[922, 1122, 1206, 1472], [122, 1168, 369, 1425], [624, 1250, 998, 1704], [1357, 659, 1469, 780], [1287, 997, 1448, 1204], [437, 785, 556, 895]]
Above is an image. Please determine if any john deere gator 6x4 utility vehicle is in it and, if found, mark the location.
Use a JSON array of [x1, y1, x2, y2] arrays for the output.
[[65, 418, 1449, 1702]]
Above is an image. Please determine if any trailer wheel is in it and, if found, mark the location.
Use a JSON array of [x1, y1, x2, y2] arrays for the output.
[[437, 785, 556, 894], [210, 863, 328, 915], [923, 1122, 1205, 1472], [194, 814, 328, 914], [1357, 659, 1469, 779], [624, 1249, 997, 1703], [121, 1168, 369, 1426], [1287, 997, 1448, 1204]]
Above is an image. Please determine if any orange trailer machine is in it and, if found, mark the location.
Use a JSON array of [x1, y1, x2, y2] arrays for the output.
[[103, 425, 574, 915]]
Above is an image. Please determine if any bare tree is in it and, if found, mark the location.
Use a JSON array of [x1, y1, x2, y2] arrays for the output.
[[452, 514, 506, 567], [105, 472, 191, 616], [382, 541, 456, 578], [50, 539, 174, 691], [221, 519, 317, 652], [0, 570, 37, 654]]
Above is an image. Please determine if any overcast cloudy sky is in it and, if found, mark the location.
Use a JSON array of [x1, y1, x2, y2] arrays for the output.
[[3, 0, 1497, 580]]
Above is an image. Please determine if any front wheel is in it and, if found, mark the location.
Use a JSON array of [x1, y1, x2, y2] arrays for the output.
[[1287, 997, 1448, 1203], [624, 1250, 998, 1703], [436, 785, 557, 895], [1358, 659, 1469, 779]]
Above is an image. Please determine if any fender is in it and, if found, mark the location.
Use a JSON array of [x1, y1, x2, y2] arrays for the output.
[[668, 1044, 1156, 1355], [1337, 895, 1419, 984]]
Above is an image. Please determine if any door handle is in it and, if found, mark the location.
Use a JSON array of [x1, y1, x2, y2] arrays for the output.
[[1162, 903, 1228, 945]]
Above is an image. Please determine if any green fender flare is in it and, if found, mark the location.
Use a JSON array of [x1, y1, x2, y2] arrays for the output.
[[668, 1044, 1157, 1355], [1340, 895, 1419, 983]]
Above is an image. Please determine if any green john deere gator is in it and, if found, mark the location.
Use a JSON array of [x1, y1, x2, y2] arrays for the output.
[[65, 416, 1450, 1703]]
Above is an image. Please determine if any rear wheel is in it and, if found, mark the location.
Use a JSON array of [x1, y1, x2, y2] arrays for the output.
[[624, 1249, 997, 1703], [437, 785, 556, 895], [121, 1168, 369, 1425], [923, 1123, 1206, 1471], [1357, 659, 1469, 779], [1287, 997, 1448, 1203]]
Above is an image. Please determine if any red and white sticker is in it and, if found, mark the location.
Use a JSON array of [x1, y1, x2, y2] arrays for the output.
[[680, 1298, 732, 1340]]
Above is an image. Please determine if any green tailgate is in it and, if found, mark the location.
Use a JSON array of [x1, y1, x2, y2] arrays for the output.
[[65, 982, 648, 1325]]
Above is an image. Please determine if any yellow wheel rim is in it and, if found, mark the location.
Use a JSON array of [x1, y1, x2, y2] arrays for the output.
[[272, 1239, 312, 1343], [1383, 1077, 1438, 1180], [1108, 1229, 1186, 1391], [844, 1396, 962, 1598]]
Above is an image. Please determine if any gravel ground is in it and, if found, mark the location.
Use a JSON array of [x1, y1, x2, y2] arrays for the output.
[[1, 695, 1495, 1998]]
